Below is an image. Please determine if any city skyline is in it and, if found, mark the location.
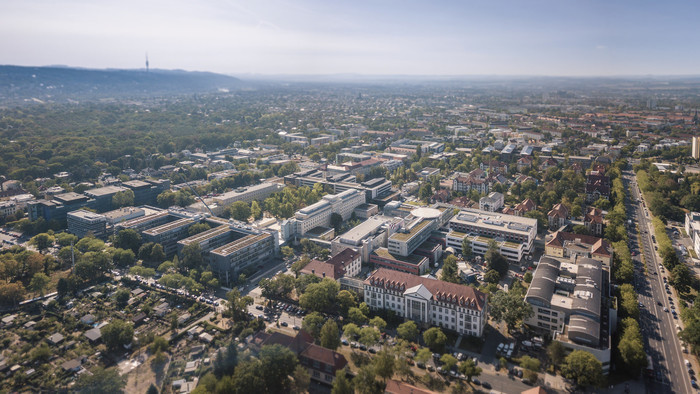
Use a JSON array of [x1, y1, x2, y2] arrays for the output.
[[2, 0, 700, 77]]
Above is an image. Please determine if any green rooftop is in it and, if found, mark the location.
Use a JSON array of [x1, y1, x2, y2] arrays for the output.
[[390, 219, 431, 242]]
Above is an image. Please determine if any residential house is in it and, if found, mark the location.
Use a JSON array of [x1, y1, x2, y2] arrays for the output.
[[584, 207, 605, 236], [547, 203, 569, 229], [585, 171, 610, 203]]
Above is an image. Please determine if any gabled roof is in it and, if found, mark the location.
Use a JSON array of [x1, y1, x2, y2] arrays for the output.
[[365, 268, 487, 311], [300, 343, 348, 371], [546, 231, 612, 257], [405, 284, 433, 301]]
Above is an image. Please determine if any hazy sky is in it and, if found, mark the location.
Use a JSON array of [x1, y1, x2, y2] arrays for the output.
[[1, 0, 699, 76]]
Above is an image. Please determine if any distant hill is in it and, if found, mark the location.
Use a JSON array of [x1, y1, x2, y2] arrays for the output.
[[0, 65, 243, 104]]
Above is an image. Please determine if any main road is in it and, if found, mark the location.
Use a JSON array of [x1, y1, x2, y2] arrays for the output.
[[623, 169, 693, 394]]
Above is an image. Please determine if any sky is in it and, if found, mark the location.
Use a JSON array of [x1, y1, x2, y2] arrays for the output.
[[1, 0, 699, 77]]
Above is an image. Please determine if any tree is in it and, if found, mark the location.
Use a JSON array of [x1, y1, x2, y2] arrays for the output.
[[440, 354, 458, 372], [101, 319, 134, 351], [114, 288, 130, 308], [369, 316, 387, 331], [213, 341, 238, 378], [112, 189, 135, 208], [547, 341, 566, 367], [561, 350, 603, 388], [251, 201, 263, 220], [226, 289, 253, 321], [397, 320, 419, 342], [354, 364, 381, 394], [114, 229, 142, 253], [459, 358, 482, 382], [112, 248, 135, 267], [258, 344, 299, 393], [343, 323, 360, 340], [337, 290, 357, 314], [519, 355, 541, 372], [618, 318, 647, 376], [146, 383, 159, 394], [524, 272, 533, 283], [419, 184, 433, 201], [75, 367, 126, 394], [281, 246, 294, 259], [55, 232, 78, 247], [359, 326, 380, 347], [415, 348, 432, 364], [348, 307, 368, 325], [331, 369, 353, 394], [320, 320, 341, 350], [150, 243, 166, 263], [488, 290, 533, 331], [150, 336, 169, 353], [0, 282, 26, 307], [330, 212, 343, 232], [670, 263, 693, 294], [423, 327, 447, 353], [188, 223, 211, 236], [181, 243, 203, 270], [291, 364, 311, 394], [29, 272, 50, 296], [299, 278, 339, 312], [373, 350, 396, 382], [458, 238, 471, 259], [230, 201, 252, 221], [303, 312, 326, 339], [484, 269, 500, 284], [30, 233, 54, 252], [441, 254, 459, 283], [485, 248, 509, 277]]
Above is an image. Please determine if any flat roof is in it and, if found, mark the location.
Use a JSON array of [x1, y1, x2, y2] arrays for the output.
[[103, 207, 144, 220], [143, 218, 194, 236], [339, 217, 389, 243], [54, 192, 88, 203], [390, 219, 432, 242], [84, 185, 128, 197], [178, 225, 231, 246], [211, 233, 271, 256], [373, 247, 427, 265], [118, 211, 170, 228], [450, 208, 536, 235], [67, 210, 105, 220]]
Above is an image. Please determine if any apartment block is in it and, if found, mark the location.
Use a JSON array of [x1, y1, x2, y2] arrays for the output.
[[479, 192, 504, 212], [67, 209, 108, 239], [448, 208, 538, 254], [209, 232, 276, 284], [142, 218, 198, 256], [288, 188, 366, 238]]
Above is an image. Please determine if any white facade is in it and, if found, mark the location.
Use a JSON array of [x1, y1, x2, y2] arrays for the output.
[[292, 188, 366, 237], [0, 201, 19, 218], [686, 211, 700, 258], [364, 268, 488, 337], [479, 192, 504, 212]]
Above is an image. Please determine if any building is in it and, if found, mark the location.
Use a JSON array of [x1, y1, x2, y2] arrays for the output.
[[83, 185, 129, 212], [547, 203, 569, 229], [524, 256, 612, 373], [209, 232, 276, 284], [545, 231, 613, 267], [142, 217, 198, 256], [251, 330, 348, 386], [387, 208, 443, 257], [115, 210, 172, 233], [300, 248, 361, 280], [503, 198, 536, 217], [479, 192, 504, 212], [331, 216, 400, 263], [370, 247, 430, 275], [0, 201, 19, 218], [288, 189, 366, 238], [189, 182, 283, 216], [693, 136, 700, 160], [418, 167, 440, 180], [28, 192, 94, 223], [584, 207, 605, 236], [585, 171, 610, 203], [447, 231, 526, 262], [122, 179, 170, 206], [685, 211, 700, 258], [353, 203, 379, 219], [67, 210, 108, 239], [447, 208, 538, 255], [364, 268, 488, 336]]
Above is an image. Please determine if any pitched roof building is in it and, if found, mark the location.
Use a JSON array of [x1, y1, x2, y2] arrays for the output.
[[545, 231, 613, 266]]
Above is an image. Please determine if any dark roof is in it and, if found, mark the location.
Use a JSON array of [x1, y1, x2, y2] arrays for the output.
[[300, 343, 348, 371]]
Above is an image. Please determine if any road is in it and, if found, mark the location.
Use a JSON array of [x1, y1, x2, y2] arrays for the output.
[[624, 169, 693, 394]]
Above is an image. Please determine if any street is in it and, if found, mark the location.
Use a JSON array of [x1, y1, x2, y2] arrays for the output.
[[624, 170, 693, 394]]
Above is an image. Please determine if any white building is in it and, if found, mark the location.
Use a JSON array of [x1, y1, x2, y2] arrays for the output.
[[67, 209, 108, 239], [685, 211, 700, 259], [387, 207, 442, 257], [448, 208, 538, 255], [331, 216, 401, 263], [291, 189, 366, 237], [479, 192, 504, 212], [0, 201, 19, 218], [364, 268, 488, 336]]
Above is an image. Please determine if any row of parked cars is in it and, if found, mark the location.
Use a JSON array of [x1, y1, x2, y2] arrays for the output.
[[497, 341, 515, 358]]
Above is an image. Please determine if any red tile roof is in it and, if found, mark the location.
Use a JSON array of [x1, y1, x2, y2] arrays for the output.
[[546, 231, 612, 257], [364, 268, 487, 311]]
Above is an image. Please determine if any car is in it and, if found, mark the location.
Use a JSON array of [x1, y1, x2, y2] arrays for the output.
[[341, 339, 349, 346], [472, 378, 481, 386], [281, 321, 288, 327], [481, 382, 492, 389], [664, 307, 669, 312], [416, 362, 426, 369], [427, 365, 435, 372], [368, 347, 377, 354], [292, 325, 300, 331], [497, 343, 505, 352], [658, 301, 663, 306], [255, 305, 263, 310], [517, 369, 523, 378], [692, 380, 699, 389], [359, 344, 367, 351], [689, 368, 695, 376]]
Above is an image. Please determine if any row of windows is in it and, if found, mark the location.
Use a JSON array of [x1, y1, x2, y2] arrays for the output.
[[537, 308, 558, 317]]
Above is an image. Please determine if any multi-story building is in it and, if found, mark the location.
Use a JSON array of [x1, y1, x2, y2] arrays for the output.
[[142, 217, 198, 256], [545, 231, 613, 267], [331, 216, 400, 263], [502, 198, 536, 217], [524, 256, 612, 373], [479, 192, 504, 212], [83, 185, 129, 212], [177, 225, 232, 254], [115, 210, 172, 233], [103, 207, 145, 226], [67, 209, 108, 239], [287, 189, 366, 238], [364, 268, 488, 336], [685, 211, 700, 258], [547, 203, 569, 229], [28, 192, 95, 223], [209, 232, 276, 284], [584, 207, 605, 236], [122, 179, 170, 207], [300, 248, 361, 280], [188, 182, 284, 216], [0, 201, 19, 218], [692, 136, 700, 160], [370, 247, 430, 275], [448, 208, 538, 255], [585, 171, 610, 203], [446, 232, 526, 262]]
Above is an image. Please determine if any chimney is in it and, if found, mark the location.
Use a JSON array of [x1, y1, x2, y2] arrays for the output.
[[311, 269, 315, 274], [322, 272, 326, 278]]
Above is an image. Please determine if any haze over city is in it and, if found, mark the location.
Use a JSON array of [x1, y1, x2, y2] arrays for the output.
[[2, 0, 699, 76]]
